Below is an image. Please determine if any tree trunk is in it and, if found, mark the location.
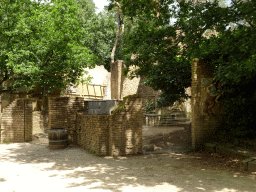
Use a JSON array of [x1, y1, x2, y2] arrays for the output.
[[111, 2, 121, 64]]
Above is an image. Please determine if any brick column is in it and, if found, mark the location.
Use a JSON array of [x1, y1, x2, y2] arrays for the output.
[[109, 95, 143, 156], [48, 97, 69, 130], [191, 59, 223, 150], [0, 98, 33, 143], [48, 97, 84, 143], [24, 99, 33, 142], [110, 60, 123, 100]]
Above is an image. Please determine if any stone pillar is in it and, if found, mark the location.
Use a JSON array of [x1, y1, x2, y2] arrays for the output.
[[191, 59, 224, 150], [110, 60, 123, 100]]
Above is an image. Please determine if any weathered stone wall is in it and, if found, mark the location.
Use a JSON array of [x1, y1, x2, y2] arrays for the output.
[[110, 60, 160, 106], [120, 66, 141, 99], [191, 59, 224, 150], [0, 98, 32, 143], [75, 95, 143, 156], [48, 97, 84, 143]]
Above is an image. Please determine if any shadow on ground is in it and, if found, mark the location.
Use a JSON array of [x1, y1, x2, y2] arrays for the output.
[[1, 128, 255, 192], [142, 126, 192, 154]]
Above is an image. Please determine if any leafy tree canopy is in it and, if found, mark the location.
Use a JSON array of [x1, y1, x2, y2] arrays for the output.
[[110, 0, 256, 137], [78, 2, 117, 71], [0, 0, 95, 94]]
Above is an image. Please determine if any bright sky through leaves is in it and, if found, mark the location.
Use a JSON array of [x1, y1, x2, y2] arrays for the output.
[[93, 0, 109, 13]]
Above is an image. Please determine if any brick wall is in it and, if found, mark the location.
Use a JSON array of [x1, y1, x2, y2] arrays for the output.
[[75, 95, 143, 156], [76, 114, 109, 156], [0, 98, 32, 143], [191, 59, 223, 150], [48, 97, 84, 143], [48, 95, 143, 156], [109, 95, 143, 156]]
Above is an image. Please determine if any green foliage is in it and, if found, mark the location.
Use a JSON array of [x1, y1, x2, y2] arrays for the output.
[[77, 1, 117, 71], [111, 95, 128, 114], [1, 141, 11, 144], [111, 94, 139, 114], [145, 101, 156, 113], [116, 0, 256, 136], [0, 0, 94, 94], [119, 0, 192, 107], [90, 150, 98, 156]]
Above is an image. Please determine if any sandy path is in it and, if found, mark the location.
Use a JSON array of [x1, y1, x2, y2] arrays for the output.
[[0, 137, 255, 192]]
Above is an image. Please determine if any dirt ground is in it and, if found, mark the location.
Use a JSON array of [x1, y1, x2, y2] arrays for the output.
[[0, 126, 256, 192], [142, 126, 192, 153]]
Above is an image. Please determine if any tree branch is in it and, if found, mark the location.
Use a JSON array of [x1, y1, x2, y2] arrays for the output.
[[247, 21, 255, 28], [41, 50, 54, 68]]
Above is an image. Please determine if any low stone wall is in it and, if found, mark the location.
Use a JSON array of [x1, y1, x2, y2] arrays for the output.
[[76, 95, 143, 156]]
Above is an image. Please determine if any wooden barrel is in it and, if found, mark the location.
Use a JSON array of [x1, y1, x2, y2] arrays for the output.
[[48, 129, 68, 149]]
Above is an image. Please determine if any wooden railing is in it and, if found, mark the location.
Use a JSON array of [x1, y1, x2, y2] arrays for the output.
[[82, 84, 107, 100]]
